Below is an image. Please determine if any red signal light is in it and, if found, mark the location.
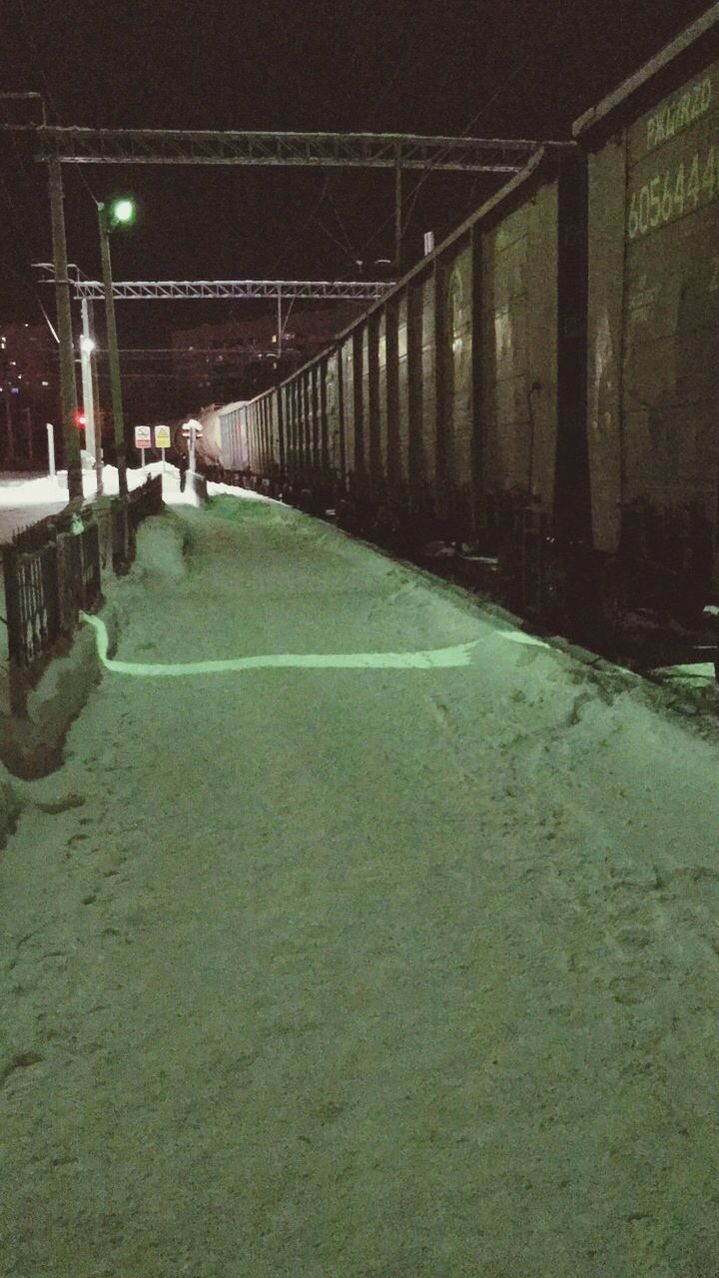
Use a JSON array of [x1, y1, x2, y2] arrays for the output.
[[75, 410, 87, 428]]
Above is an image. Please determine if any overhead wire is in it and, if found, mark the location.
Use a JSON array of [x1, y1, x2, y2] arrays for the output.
[[0, 173, 59, 338], [353, 2, 574, 265], [15, 0, 100, 208]]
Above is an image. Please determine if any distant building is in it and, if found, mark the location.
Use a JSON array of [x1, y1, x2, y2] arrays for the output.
[[0, 322, 58, 467], [171, 301, 366, 413]]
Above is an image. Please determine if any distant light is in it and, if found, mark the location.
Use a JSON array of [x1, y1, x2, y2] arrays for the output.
[[80, 335, 96, 353], [11, 387, 19, 395], [41, 380, 49, 387]]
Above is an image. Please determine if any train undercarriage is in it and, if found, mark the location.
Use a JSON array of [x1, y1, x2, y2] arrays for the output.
[[207, 465, 719, 683]]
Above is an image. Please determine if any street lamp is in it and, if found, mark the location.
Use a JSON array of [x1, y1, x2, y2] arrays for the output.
[[97, 196, 136, 499], [79, 314, 101, 494]]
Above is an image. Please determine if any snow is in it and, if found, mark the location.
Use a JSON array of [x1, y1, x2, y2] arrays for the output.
[[0, 465, 199, 670], [1, 488, 719, 1275], [0, 460, 210, 544]]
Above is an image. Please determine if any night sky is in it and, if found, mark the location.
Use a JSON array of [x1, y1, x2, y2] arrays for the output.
[[0, 0, 711, 347]]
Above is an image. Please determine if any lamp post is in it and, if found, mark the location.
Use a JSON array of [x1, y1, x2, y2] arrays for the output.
[[97, 196, 135, 499], [48, 159, 83, 501], [79, 311, 100, 492]]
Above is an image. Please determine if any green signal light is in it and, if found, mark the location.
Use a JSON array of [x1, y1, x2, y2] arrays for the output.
[[111, 197, 136, 225]]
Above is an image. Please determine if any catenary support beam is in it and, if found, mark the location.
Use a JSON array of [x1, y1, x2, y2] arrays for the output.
[[35, 127, 540, 171], [62, 279, 396, 301]]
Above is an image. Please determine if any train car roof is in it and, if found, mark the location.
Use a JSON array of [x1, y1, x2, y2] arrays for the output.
[[217, 398, 249, 417], [573, 3, 719, 145]]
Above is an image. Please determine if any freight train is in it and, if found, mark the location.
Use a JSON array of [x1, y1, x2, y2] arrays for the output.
[[208, 6, 719, 670]]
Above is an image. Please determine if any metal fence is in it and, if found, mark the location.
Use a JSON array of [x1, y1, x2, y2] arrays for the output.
[[1, 473, 164, 709], [3, 519, 102, 669], [128, 473, 163, 531], [115, 473, 164, 570]]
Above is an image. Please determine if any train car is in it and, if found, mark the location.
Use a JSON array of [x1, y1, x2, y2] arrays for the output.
[[333, 143, 590, 619], [574, 4, 719, 637], [213, 6, 719, 671], [215, 398, 249, 475], [234, 144, 589, 618]]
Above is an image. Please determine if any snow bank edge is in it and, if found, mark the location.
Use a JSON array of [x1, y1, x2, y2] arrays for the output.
[[0, 602, 120, 798]]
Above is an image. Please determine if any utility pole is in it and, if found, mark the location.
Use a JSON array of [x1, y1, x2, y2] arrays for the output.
[[25, 406, 32, 461], [89, 300, 103, 494], [48, 158, 83, 501], [98, 202, 128, 498], [394, 147, 403, 277], [277, 290, 282, 358]]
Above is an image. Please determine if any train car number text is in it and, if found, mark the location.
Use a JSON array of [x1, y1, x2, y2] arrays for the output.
[[627, 145, 718, 239]]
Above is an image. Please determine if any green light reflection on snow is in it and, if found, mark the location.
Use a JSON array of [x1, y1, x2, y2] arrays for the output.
[[81, 612, 488, 676]]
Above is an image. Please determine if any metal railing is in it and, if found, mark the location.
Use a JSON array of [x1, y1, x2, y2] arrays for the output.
[[3, 519, 102, 669], [1, 473, 164, 710], [127, 473, 163, 531]]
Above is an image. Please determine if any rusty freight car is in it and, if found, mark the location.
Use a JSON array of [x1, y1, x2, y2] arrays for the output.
[[574, 3, 719, 647], [216, 5, 719, 674], [238, 143, 590, 620]]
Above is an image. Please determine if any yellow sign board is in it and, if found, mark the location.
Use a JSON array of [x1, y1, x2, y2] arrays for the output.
[[155, 424, 171, 449]]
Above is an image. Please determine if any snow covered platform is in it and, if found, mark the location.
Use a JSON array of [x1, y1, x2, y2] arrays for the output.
[[1, 488, 719, 1277]]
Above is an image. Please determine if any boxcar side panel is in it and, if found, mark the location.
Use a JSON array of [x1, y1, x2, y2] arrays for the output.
[[481, 206, 533, 498], [621, 60, 719, 529], [585, 141, 627, 556], [385, 300, 401, 503], [326, 350, 341, 477], [367, 314, 381, 503], [407, 279, 427, 507], [353, 329, 366, 498], [218, 405, 247, 470], [438, 240, 474, 529], [340, 338, 354, 491], [270, 392, 280, 472], [377, 309, 389, 501], [309, 366, 319, 474], [319, 357, 329, 477], [420, 271, 438, 507], [396, 293, 410, 500], [287, 382, 297, 478], [299, 373, 309, 478], [357, 323, 371, 502], [525, 184, 560, 515]]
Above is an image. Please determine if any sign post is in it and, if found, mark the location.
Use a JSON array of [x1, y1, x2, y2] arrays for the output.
[[154, 423, 170, 474], [181, 418, 203, 475], [134, 424, 152, 472]]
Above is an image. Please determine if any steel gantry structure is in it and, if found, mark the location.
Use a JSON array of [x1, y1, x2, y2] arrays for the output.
[[35, 127, 539, 172], [46, 274, 395, 360], [67, 278, 395, 301], [29, 125, 544, 499]]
